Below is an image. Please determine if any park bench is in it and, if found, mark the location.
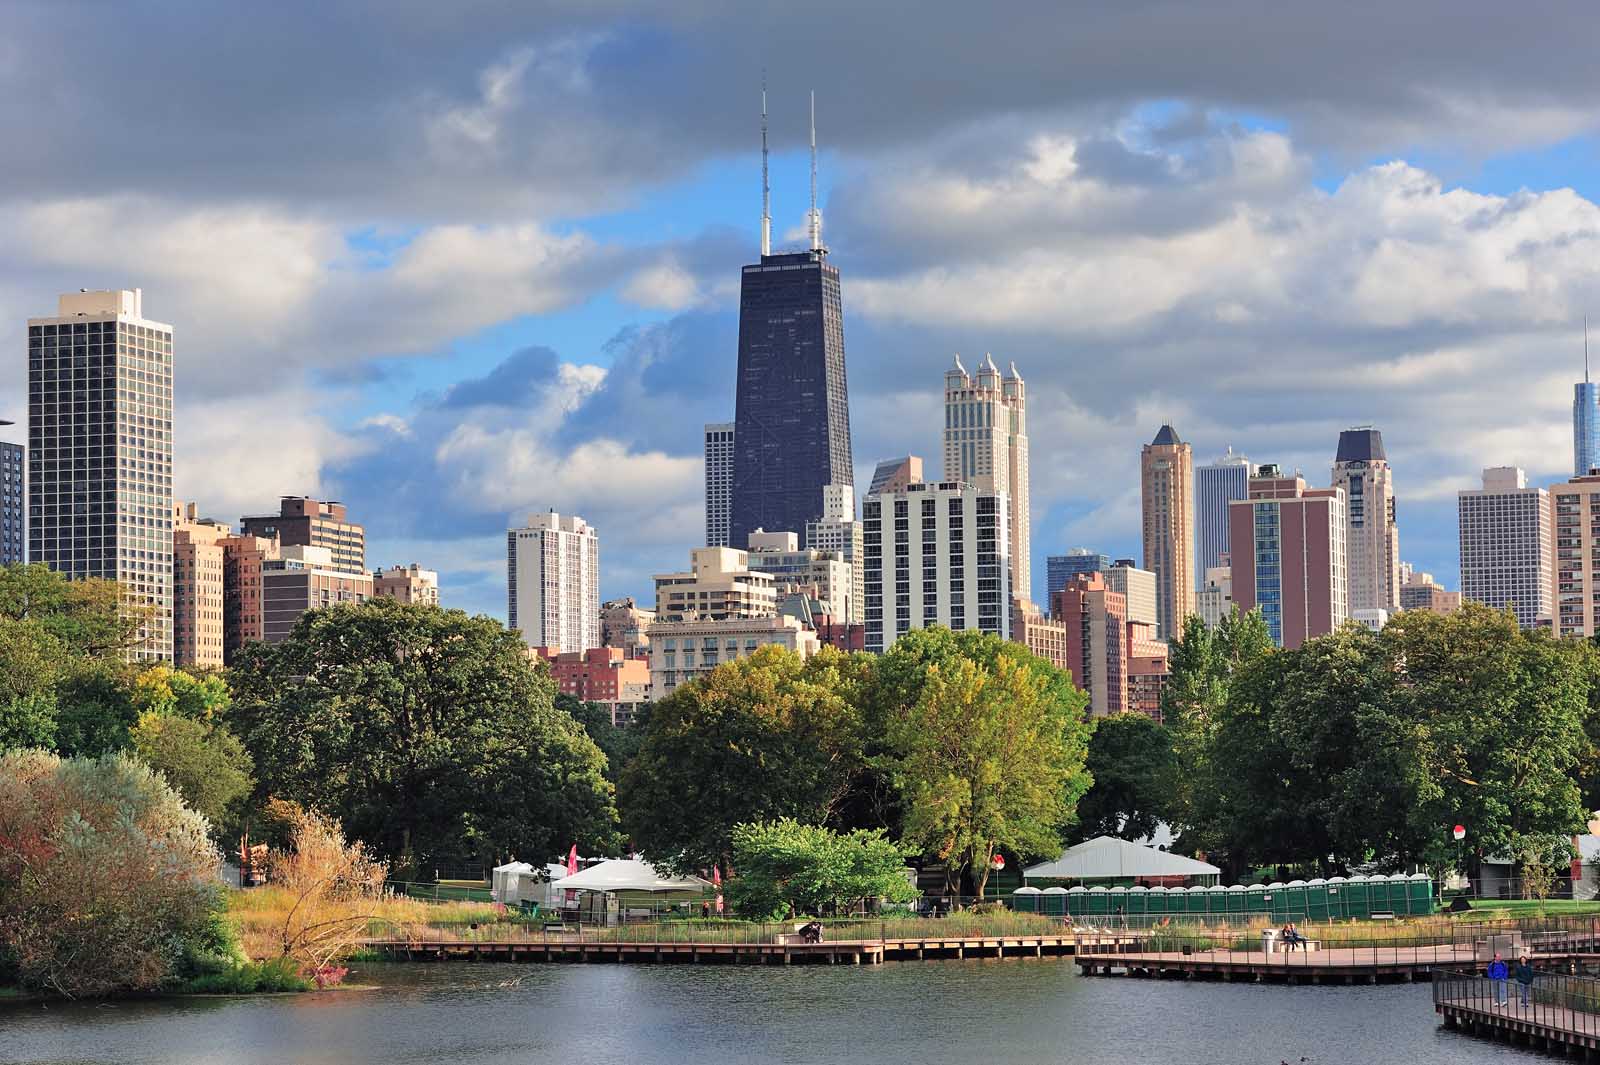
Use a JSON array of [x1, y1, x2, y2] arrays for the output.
[[1370, 911, 1396, 920], [1264, 930, 1320, 954], [542, 921, 575, 934]]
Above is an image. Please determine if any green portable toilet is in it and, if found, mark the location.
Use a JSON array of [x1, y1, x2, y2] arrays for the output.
[[1305, 878, 1329, 921], [1048, 886, 1072, 917], [1393, 874, 1418, 914], [1247, 883, 1268, 915], [1365, 874, 1391, 914], [1186, 885, 1210, 916], [1087, 886, 1110, 916], [1325, 877, 1348, 919], [1206, 885, 1229, 916], [1407, 873, 1434, 915], [1375, 874, 1399, 916], [1012, 886, 1041, 913], [1346, 875, 1374, 918], [1146, 886, 1168, 917], [1106, 886, 1127, 918], [1226, 884, 1248, 915], [1127, 885, 1149, 917], [1282, 880, 1307, 920]]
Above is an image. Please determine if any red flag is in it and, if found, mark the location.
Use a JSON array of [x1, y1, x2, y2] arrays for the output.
[[563, 844, 579, 907]]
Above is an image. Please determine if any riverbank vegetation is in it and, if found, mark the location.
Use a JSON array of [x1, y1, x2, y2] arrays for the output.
[[15, 561, 1600, 994], [0, 750, 232, 998], [620, 629, 1091, 900], [1162, 604, 1592, 885]]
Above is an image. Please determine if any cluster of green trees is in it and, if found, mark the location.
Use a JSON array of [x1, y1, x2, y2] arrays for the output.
[[0, 565, 621, 883], [0, 565, 255, 834], [15, 549, 1600, 943], [228, 597, 619, 880], [619, 628, 1093, 900], [1139, 604, 1597, 885]]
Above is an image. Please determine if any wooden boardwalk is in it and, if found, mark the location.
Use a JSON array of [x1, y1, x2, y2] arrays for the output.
[[1079, 944, 1492, 983], [1434, 969, 1600, 1059], [364, 931, 1138, 966], [1437, 995, 1600, 1057]]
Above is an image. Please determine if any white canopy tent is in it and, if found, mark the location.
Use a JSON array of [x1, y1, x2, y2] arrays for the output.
[[557, 858, 712, 894], [491, 861, 535, 904], [556, 858, 714, 925], [492, 861, 571, 907], [1024, 836, 1221, 885]]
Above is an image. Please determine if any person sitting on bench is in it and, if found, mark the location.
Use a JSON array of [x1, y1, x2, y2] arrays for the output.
[[1279, 923, 1306, 951], [798, 921, 824, 943]]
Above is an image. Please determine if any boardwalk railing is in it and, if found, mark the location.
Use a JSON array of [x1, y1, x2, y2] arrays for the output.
[[1107, 917, 1600, 957], [1434, 967, 1600, 1038], [368, 914, 1117, 949]]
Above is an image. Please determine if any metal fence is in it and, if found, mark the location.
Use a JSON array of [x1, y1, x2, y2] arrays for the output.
[[1434, 967, 1600, 1038], [1073, 914, 1600, 968]]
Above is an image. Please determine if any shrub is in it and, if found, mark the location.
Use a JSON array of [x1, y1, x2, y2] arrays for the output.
[[179, 956, 310, 994], [726, 818, 918, 919], [0, 750, 222, 997], [263, 804, 388, 971]]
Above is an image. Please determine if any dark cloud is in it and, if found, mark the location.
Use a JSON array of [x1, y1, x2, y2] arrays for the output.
[[441, 345, 562, 408], [4, 2, 1598, 220]]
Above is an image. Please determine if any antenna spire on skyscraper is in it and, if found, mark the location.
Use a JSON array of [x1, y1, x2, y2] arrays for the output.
[[808, 90, 822, 251], [760, 79, 771, 257]]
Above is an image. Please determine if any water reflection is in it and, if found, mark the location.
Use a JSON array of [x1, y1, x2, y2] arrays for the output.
[[0, 961, 1529, 1064]]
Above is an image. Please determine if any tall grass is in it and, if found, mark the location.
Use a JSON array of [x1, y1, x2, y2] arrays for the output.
[[226, 887, 505, 959]]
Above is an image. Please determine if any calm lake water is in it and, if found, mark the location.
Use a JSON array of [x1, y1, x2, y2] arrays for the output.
[[0, 960, 1528, 1064]]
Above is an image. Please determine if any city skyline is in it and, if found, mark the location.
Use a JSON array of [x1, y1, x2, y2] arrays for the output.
[[6, 8, 1600, 621]]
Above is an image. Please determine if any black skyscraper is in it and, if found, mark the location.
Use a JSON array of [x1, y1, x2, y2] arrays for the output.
[[727, 92, 852, 548], [727, 247, 853, 547]]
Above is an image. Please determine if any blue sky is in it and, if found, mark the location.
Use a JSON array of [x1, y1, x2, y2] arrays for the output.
[[3, 2, 1599, 619]]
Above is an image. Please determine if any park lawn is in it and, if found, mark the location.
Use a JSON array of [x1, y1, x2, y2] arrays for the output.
[[1463, 898, 1600, 918], [407, 881, 494, 902]]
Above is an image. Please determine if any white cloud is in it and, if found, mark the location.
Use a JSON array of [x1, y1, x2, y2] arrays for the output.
[[621, 258, 701, 311], [0, 197, 619, 402], [176, 391, 370, 520]]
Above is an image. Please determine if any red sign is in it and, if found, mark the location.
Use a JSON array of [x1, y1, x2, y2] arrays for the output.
[[991, 854, 1006, 870], [1452, 824, 1466, 841]]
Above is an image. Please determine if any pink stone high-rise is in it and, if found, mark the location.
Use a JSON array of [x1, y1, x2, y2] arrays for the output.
[[1141, 425, 1195, 639]]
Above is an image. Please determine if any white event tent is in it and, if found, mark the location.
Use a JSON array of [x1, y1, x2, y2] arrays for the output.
[[556, 858, 714, 924], [491, 861, 571, 907], [1023, 836, 1221, 885]]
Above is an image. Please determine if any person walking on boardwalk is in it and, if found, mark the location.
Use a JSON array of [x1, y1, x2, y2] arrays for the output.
[[1514, 954, 1536, 1008], [1486, 952, 1509, 1007]]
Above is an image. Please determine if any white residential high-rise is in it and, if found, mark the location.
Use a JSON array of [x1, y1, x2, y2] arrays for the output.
[[943, 355, 1029, 601], [28, 290, 173, 661], [1458, 466, 1552, 630], [507, 511, 600, 652], [1332, 426, 1400, 613], [863, 478, 1011, 653], [804, 482, 862, 622], [1103, 560, 1158, 629], [704, 422, 735, 547], [1195, 448, 1252, 592]]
